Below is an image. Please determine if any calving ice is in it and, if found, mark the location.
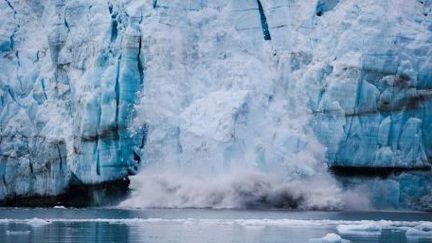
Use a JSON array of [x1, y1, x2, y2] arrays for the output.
[[0, 0, 431, 211]]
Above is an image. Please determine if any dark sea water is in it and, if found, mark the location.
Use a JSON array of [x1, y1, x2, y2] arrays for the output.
[[0, 208, 431, 243]]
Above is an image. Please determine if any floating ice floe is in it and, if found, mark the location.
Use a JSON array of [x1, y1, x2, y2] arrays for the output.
[[5, 230, 31, 235], [27, 218, 51, 227], [309, 233, 350, 243], [405, 222, 432, 238], [336, 223, 382, 235]]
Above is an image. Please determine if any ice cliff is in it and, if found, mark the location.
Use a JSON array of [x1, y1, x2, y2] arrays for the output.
[[0, 0, 146, 203], [0, 0, 431, 209]]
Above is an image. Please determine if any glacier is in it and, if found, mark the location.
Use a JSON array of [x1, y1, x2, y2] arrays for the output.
[[0, 0, 432, 209]]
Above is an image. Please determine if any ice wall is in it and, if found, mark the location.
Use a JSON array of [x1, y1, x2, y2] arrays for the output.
[[0, 0, 431, 209], [311, 1, 432, 168], [0, 0, 146, 201]]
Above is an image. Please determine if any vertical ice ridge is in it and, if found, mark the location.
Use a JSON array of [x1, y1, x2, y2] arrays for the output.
[[137, 38, 144, 85], [2, 0, 18, 55], [114, 56, 121, 128], [108, 3, 118, 42], [55, 144, 63, 171]]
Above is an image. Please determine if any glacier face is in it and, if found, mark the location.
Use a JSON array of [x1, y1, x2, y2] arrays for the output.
[[0, 0, 432, 209], [0, 0, 146, 200]]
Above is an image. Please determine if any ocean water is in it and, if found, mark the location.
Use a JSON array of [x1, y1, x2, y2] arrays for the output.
[[0, 208, 431, 243]]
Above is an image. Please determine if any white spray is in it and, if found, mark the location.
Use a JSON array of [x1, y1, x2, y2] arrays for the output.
[[120, 0, 370, 210]]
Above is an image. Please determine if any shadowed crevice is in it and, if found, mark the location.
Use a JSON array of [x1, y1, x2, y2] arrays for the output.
[[330, 165, 431, 179], [0, 178, 130, 207], [256, 0, 271, 41]]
